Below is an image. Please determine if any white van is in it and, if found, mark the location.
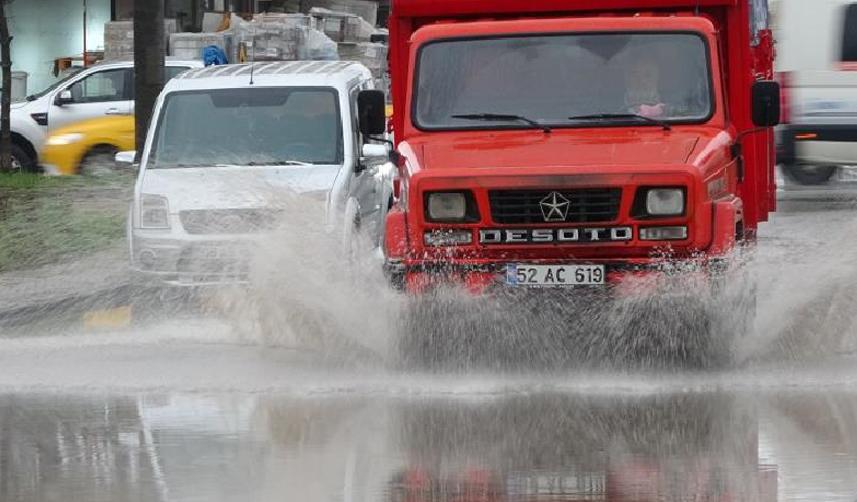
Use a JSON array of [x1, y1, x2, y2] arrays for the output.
[[126, 61, 394, 286], [773, 0, 857, 183], [9, 59, 203, 170]]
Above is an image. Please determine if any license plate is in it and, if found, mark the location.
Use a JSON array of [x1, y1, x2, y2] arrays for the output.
[[506, 264, 605, 286]]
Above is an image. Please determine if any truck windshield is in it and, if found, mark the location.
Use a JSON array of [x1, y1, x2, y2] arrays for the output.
[[414, 33, 713, 130], [149, 87, 343, 168]]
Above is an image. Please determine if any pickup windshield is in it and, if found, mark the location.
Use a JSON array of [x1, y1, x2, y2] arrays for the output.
[[414, 33, 713, 130], [149, 87, 343, 168]]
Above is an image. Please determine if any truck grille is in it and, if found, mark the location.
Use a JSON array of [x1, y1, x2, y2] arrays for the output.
[[179, 209, 283, 235], [489, 188, 622, 224]]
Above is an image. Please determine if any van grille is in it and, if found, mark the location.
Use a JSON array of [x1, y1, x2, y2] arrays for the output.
[[179, 209, 283, 235], [488, 188, 622, 224]]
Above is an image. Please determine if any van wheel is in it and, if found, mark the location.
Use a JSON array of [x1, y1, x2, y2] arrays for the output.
[[80, 146, 120, 176], [782, 163, 837, 185]]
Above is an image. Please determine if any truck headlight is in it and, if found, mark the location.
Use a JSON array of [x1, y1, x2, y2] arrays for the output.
[[645, 188, 685, 216], [140, 194, 170, 229], [46, 133, 84, 146], [425, 191, 478, 222]]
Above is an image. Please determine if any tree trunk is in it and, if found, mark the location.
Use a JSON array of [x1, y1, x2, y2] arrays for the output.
[[133, 0, 165, 160], [0, 1, 13, 173]]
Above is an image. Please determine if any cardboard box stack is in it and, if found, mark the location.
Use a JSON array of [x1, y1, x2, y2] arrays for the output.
[[104, 19, 179, 60]]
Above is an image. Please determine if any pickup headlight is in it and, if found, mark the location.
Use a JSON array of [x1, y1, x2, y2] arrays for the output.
[[46, 133, 84, 146], [140, 194, 170, 229], [424, 191, 478, 222], [643, 188, 685, 216]]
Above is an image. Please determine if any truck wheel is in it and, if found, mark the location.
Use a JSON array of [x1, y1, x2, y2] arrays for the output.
[[611, 296, 735, 370], [8, 144, 36, 172], [399, 297, 445, 370], [782, 163, 837, 185], [398, 295, 481, 370]]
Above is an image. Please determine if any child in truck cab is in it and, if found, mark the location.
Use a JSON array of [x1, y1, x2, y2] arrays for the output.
[[624, 43, 710, 120], [625, 56, 667, 118]]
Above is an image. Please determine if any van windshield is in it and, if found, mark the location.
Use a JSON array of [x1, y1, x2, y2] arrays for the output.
[[149, 87, 343, 168], [414, 33, 713, 130]]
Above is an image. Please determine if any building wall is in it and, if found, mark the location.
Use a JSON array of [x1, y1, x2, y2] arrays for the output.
[[8, 0, 112, 96]]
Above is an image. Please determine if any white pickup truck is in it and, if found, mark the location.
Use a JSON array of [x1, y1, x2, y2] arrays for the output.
[[8, 58, 202, 170], [774, 0, 857, 184]]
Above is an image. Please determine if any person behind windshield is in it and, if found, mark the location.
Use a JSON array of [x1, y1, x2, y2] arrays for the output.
[[624, 56, 667, 119], [623, 43, 709, 120]]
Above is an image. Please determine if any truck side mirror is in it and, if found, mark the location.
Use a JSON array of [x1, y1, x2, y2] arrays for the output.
[[358, 89, 386, 136], [751, 81, 781, 127], [55, 89, 74, 106]]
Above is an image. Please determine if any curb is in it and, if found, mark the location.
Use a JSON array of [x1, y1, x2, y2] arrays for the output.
[[0, 284, 147, 328]]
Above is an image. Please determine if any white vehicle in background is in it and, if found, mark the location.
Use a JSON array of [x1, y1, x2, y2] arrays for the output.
[[773, 0, 857, 184], [9, 58, 203, 171], [124, 61, 394, 286]]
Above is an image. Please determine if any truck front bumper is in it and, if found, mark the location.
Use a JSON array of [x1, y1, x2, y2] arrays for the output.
[[385, 257, 728, 296]]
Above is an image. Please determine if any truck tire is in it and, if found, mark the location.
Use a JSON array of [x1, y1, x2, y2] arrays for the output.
[[9, 144, 36, 172], [782, 163, 837, 185], [607, 293, 739, 370], [398, 294, 487, 370]]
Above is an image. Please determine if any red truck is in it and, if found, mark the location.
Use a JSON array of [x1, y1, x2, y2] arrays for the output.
[[356, 0, 780, 365]]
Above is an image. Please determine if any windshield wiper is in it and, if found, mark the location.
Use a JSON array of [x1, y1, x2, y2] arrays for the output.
[[248, 160, 313, 166], [452, 113, 551, 133], [25, 95, 36, 102], [568, 113, 672, 131]]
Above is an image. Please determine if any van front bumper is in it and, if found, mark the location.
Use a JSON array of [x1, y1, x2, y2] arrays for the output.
[[130, 233, 257, 287]]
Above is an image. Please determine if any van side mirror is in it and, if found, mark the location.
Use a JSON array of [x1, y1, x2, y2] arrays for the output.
[[751, 80, 781, 127], [361, 143, 389, 161], [358, 89, 386, 136], [115, 150, 138, 169], [55, 90, 74, 106]]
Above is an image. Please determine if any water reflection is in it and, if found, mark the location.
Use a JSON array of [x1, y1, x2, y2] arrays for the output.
[[389, 393, 777, 502], [7, 390, 857, 501]]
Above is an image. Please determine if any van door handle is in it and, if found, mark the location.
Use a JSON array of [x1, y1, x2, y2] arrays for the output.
[[105, 108, 123, 115]]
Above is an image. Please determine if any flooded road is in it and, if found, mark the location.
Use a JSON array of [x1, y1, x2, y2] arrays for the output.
[[3, 387, 857, 501], [3, 193, 857, 501]]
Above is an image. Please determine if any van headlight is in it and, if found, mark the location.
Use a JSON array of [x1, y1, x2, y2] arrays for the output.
[[140, 194, 170, 229], [645, 188, 685, 216], [425, 191, 478, 222], [46, 133, 84, 146]]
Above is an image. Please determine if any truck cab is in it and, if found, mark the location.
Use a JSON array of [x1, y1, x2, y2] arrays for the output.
[[380, 0, 779, 294]]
